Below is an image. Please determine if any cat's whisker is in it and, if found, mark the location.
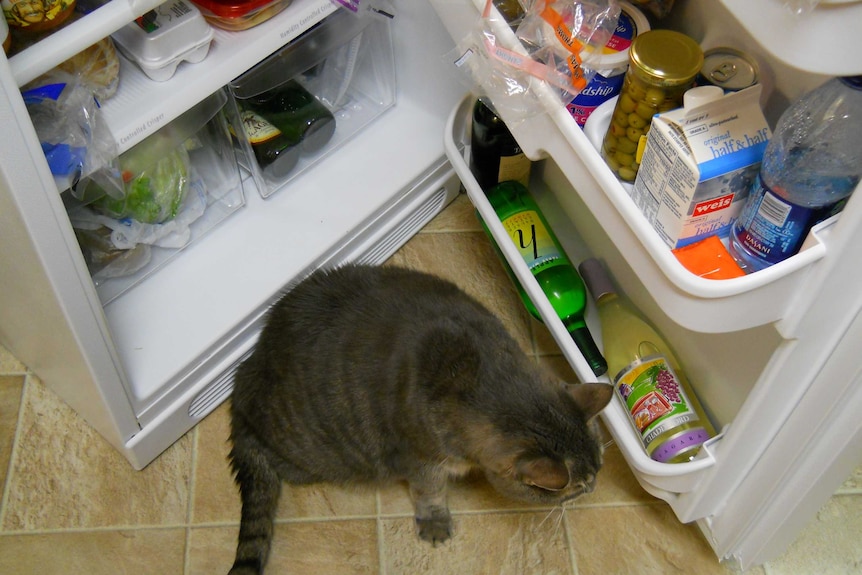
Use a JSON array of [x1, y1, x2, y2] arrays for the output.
[[538, 505, 562, 529], [603, 439, 616, 450]]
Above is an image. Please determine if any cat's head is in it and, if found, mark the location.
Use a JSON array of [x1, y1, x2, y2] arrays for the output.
[[467, 382, 614, 505]]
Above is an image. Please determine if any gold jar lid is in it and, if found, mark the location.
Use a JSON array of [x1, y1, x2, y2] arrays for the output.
[[629, 30, 704, 87]]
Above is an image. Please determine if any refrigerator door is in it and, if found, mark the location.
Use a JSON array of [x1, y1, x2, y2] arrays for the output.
[[429, 0, 862, 569], [0, 59, 139, 454]]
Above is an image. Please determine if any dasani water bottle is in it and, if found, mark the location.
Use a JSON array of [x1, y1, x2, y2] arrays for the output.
[[728, 76, 862, 272]]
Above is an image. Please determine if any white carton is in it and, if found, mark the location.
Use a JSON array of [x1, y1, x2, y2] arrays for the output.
[[631, 85, 771, 249], [112, 0, 214, 82]]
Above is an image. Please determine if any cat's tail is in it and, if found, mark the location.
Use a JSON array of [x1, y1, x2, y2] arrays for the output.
[[228, 435, 282, 575]]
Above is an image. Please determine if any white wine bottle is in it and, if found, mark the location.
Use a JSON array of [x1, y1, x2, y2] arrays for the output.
[[578, 258, 715, 463]]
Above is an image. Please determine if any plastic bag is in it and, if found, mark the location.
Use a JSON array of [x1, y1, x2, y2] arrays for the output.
[[447, 0, 619, 122], [92, 143, 191, 225], [68, 170, 209, 282], [21, 72, 124, 199]]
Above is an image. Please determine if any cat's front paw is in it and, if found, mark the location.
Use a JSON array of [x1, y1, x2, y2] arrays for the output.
[[415, 507, 453, 546]]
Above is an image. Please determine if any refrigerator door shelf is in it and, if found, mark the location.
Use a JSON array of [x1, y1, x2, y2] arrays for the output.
[[576, 95, 831, 334], [431, 0, 857, 335], [444, 95, 719, 500]]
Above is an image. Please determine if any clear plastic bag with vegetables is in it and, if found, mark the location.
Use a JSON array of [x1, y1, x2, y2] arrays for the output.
[[92, 139, 191, 224], [446, 0, 619, 124]]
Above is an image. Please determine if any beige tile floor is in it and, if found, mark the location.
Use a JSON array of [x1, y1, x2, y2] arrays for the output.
[[1, 193, 861, 574]]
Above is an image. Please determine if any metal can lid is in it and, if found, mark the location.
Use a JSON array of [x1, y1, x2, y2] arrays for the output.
[[700, 47, 760, 91], [629, 30, 703, 87]]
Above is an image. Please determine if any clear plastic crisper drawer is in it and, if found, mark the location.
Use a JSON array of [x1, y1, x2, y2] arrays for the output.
[[228, 7, 396, 198], [66, 88, 246, 305]]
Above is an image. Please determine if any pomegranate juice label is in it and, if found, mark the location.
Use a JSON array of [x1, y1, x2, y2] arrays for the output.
[[615, 355, 701, 459]]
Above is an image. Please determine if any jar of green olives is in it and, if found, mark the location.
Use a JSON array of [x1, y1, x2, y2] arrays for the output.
[[600, 30, 703, 182]]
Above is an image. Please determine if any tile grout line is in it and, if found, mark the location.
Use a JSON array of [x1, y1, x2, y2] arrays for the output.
[[561, 509, 579, 575], [376, 490, 388, 575], [0, 372, 30, 532], [184, 424, 201, 575]]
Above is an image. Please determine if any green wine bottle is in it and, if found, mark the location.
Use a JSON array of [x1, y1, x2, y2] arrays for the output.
[[578, 258, 715, 463], [237, 107, 300, 179], [247, 79, 336, 154], [482, 181, 607, 376]]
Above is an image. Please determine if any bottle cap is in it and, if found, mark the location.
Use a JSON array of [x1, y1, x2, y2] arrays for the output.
[[683, 86, 724, 110], [578, 258, 617, 300], [840, 76, 862, 90]]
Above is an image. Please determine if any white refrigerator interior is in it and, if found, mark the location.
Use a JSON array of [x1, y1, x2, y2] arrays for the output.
[[2, 0, 862, 571], [0, 0, 466, 467]]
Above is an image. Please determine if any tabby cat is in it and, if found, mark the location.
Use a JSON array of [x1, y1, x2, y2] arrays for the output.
[[228, 264, 613, 574]]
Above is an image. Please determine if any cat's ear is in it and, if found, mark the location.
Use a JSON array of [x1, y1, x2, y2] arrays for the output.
[[515, 456, 570, 491], [567, 383, 614, 420]]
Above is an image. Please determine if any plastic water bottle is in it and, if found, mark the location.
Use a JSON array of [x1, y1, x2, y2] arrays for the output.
[[728, 76, 862, 272]]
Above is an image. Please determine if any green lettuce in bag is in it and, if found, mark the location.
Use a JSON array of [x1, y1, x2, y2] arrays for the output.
[[94, 135, 190, 224]]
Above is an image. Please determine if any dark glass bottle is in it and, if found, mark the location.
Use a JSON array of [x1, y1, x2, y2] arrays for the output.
[[247, 79, 336, 154], [238, 107, 300, 179], [483, 181, 607, 376], [470, 98, 531, 191]]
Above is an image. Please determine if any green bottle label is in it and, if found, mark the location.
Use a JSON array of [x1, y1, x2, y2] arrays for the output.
[[614, 354, 700, 453], [501, 210, 567, 273]]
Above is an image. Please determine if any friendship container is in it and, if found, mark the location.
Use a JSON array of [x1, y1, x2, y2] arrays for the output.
[[567, 1, 649, 127]]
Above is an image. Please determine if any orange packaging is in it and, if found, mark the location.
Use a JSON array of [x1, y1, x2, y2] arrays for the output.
[[672, 235, 746, 280]]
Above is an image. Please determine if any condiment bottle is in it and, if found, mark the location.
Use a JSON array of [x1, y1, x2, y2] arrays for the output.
[[579, 258, 715, 463], [482, 181, 607, 376], [470, 97, 532, 191], [2, 0, 76, 34], [600, 30, 702, 182]]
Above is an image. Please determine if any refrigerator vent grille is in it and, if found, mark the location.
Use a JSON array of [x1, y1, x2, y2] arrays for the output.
[[188, 349, 253, 419], [356, 186, 448, 265]]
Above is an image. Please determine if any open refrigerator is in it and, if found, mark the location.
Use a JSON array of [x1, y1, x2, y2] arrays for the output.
[[1, 0, 861, 570]]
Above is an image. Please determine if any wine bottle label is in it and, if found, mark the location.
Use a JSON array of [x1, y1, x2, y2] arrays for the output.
[[614, 354, 702, 458], [239, 110, 283, 144], [501, 210, 567, 272], [497, 153, 532, 188]]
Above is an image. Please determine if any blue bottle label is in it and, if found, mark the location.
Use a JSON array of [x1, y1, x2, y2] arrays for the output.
[[733, 174, 832, 266]]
